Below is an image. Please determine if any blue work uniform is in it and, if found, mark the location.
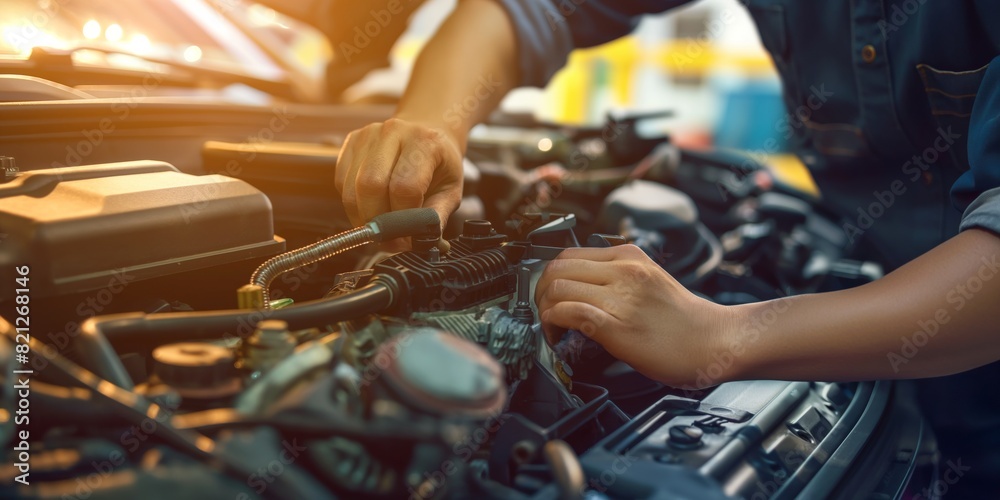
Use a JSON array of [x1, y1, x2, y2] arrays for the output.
[[495, 0, 1000, 495]]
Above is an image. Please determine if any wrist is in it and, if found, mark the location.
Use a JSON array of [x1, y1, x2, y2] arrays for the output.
[[722, 297, 793, 383], [696, 300, 748, 387], [392, 110, 469, 151]]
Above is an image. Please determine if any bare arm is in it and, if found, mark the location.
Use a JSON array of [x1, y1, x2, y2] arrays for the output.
[[395, 0, 519, 138], [731, 228, 1000, 382], [335, 0, 520, 228], [535, 229, 1000, 388]]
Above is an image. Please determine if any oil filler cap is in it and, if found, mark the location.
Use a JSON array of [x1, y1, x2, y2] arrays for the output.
[[376, 328, 506, 418], [153, 343, 238, 391]]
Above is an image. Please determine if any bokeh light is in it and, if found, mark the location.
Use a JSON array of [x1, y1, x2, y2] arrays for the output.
[[82, 20, 101, 40], [183, 45, 202, 63], [105, 23, 123, 42]]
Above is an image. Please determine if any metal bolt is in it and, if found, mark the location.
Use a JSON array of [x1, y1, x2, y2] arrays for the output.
[[237, 284, 265, 310], [243, 319, 295, 373], [512, 440, 537, 465], [0, 157, 18, 183], [512, 265, 534, 324]]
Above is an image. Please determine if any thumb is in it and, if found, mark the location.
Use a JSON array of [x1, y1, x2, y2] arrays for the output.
[[422, 185, 461, 234]]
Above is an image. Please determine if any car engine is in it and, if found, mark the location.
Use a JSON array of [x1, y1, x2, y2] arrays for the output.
[[0, 112, 931, 500]]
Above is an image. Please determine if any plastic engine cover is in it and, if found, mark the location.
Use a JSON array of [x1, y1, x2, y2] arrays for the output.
[[0, 160, 284, 300]]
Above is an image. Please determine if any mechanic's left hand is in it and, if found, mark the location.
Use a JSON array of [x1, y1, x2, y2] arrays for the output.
[[535, 244, 738, 388]]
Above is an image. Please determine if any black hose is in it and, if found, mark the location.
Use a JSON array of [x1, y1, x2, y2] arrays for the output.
[[77, 282, 394, 385], [249, 208, 440, 308], [73, 208, 439, 386]]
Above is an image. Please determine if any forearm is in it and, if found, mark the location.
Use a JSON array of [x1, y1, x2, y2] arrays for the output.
[[395, 0, 520, 146], [730, 229, 1000, 382]]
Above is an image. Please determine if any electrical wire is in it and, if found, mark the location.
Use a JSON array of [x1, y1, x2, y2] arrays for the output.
[[251, 225, 376, 308]]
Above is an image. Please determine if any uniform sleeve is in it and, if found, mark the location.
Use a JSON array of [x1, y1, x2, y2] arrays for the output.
[[490, 0, 694, 87], [952, 55, 1000, 236]]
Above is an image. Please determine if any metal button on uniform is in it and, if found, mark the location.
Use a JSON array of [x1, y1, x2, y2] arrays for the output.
[[861, 45, 877, 63]]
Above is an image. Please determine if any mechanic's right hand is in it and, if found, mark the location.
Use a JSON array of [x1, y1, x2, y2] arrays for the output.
[[335, 117, 465, 231]]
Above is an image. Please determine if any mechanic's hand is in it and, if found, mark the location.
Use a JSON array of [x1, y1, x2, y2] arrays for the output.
[[335, 118, 464, 231], [535, 245, 738, 388]]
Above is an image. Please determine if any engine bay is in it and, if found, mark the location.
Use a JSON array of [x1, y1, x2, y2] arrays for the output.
[[0, 96, 931, 499]]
